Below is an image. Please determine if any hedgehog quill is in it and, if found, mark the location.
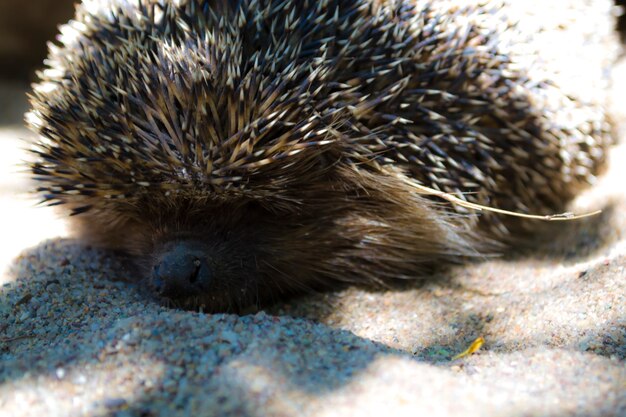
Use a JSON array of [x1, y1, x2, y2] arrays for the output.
[[27, 0, 612, 312]]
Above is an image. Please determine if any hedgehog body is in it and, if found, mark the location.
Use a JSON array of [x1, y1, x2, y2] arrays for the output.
[[28, 0, 613, 311]]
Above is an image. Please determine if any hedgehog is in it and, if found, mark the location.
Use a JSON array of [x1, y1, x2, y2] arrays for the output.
[[26, 0, 613, 312]]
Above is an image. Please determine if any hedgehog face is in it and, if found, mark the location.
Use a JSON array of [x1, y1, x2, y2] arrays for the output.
[[144, 207, 269, 311], [64, 167, 474, 312]]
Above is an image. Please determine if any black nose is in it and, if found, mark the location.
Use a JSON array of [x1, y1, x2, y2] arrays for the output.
[[151, 241, 212, 298]]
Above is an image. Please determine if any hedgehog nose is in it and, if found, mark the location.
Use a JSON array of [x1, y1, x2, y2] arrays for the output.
[[151, 243, 212, 298]]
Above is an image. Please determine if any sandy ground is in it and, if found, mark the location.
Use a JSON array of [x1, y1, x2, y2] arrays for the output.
[[1, 1, 625, 417]]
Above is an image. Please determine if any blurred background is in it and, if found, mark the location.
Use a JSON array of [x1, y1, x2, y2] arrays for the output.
[[0, 0, 75, 275], [0, 0, 75, 80]]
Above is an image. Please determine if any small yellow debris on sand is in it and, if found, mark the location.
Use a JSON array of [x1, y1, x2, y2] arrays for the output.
[[452, 337, 485, 360]]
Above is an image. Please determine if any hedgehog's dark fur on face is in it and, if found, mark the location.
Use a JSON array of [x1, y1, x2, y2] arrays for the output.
[[27, 0, 611, 312]]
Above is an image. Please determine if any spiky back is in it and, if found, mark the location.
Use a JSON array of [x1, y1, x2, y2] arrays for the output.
[[29, 0, 610, 220]]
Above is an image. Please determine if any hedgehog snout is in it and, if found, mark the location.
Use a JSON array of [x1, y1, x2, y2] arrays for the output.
[[150, 241, 212, 299]]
